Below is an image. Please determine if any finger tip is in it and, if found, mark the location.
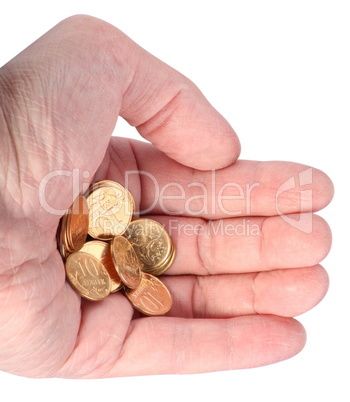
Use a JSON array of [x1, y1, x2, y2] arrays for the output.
[[260, 265, 330, 318], [312, 167, 334, 210], [294, 265, 330, 316], [289, 318, 307, 355], [240, 315, 307, 368], [201, 123, 241, 170], [306, 264, 330, 309], [175, 126, 241, 171], [270, 316, 307, 361], [213, 131, 241, 169], [310, 215, 333, 263]]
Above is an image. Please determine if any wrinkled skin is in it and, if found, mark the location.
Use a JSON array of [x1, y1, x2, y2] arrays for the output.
[[0, 16, 333, 378]]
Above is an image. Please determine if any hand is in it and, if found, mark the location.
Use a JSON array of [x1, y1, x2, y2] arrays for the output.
[[0, 15, 333, 378]]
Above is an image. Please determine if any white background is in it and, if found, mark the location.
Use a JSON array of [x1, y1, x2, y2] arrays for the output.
[[0, 1, 348, 401]]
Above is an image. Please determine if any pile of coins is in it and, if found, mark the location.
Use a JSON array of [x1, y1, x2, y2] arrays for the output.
[[56, 180, 174, 316]]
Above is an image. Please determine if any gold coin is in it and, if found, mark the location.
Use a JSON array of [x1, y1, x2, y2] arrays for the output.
[[66, 195, 89, 252], [125, 272, 172, 316], [111, 236, 142, 289], [124, 219, 174, 276], [65, 252, 111, 301], [80, 240, 123, 293], [86, 181, 134, 240]]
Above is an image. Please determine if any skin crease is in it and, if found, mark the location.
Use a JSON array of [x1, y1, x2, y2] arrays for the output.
[[0, 15, 333, 378]]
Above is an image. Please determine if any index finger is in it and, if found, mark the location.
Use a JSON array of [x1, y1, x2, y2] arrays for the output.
[[102, 138, 334, 219]]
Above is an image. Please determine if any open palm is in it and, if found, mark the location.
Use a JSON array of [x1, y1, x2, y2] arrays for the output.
[[0, 16, 333, 378]]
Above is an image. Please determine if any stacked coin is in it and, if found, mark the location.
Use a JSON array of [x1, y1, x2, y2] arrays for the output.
[[125, 219, 175, 276], [57, 195, 89, 258], [57, 180, 174, 316]]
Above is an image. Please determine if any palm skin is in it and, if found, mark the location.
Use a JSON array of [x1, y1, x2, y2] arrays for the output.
[[0, 16, 333, 378]]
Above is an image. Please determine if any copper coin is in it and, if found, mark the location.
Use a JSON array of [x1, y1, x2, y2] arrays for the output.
[[125, 272, 172, 316], [87, 180, 136, 222], [147, 242, 176, 276], [80, 240, 123, 293], [95, 181, 136, 215], [57, 213, 71, 260], [124, 219, 173, 275], [111, 236, 142, 289], [66, 195, 89, 252], [65, 252, 111, 301], [86, 181, 134, 240]]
